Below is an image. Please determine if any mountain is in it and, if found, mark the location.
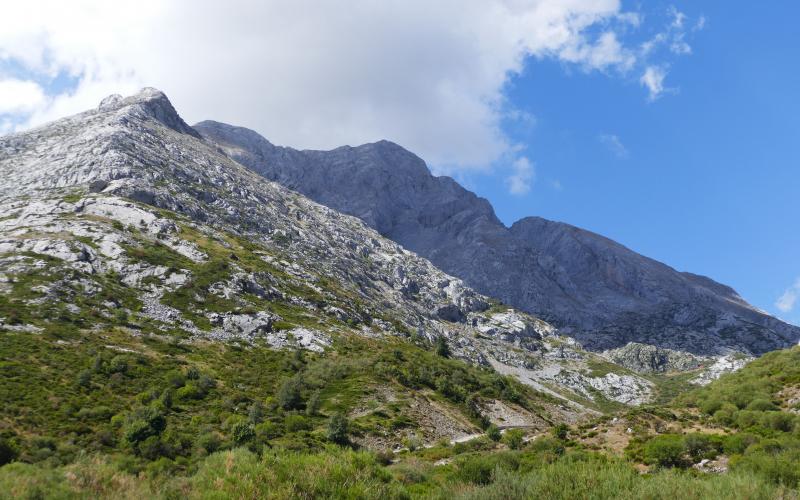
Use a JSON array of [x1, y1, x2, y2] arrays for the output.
[[2, 89, 797, 499], [195, 120, 800, 361], [1, 86, 690, 465]]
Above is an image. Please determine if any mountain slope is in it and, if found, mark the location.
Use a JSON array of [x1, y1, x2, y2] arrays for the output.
[[0, 86, 683, 464], [195, 120, 800, 360]]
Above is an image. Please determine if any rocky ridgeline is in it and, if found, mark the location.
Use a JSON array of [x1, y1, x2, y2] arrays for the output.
[[0, 88, 668, 414], [195, 120, 800, 364]]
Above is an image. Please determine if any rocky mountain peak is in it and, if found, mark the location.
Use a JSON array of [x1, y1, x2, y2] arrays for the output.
[[99, 87, 201, 139]]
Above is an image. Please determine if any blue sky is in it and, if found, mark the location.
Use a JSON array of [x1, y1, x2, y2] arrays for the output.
[[0, 1, 797, 324], [468, 1, 800, 324]]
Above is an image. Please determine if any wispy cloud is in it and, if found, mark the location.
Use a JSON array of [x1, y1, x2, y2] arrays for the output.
[[506, 156, 535, 195], [638, 6, 703, 101], [640, 65, 669, 101], [776, 278, 800, 313], [598, 133, 629, 158]]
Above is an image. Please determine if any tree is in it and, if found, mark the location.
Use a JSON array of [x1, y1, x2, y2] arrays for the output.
[[435, 336, 450, 358], [76, 369, 92, 388], [306, 390, 321, 416], [503, 429, 524, 450], [327, 413, 350, 445], [277, 377, 304, 411], [248, 400, 265, 424]]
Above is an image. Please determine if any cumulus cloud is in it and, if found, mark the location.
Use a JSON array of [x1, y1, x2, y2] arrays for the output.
[[598, 133, 629, 158], [0, 79, 46, 114], [776, 278, 800, 313], [0, 1, 700, 172], [506, 156, 535, 195]]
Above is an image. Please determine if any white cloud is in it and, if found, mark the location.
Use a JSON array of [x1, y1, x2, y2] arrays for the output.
[[668, 5, 687, 29], [0, 0, 696, 171], [776, 278, 800, 313], [506, 156, 535, 195], [640, 65, 668, 101], [0, 79, 46, 114], [637, 6, 701, 94], [598, 133, 629, 158]]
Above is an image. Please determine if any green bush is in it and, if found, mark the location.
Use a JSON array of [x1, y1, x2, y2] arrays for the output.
[[503, 429, 524, 450], [643, 435, 686, 468], [723, 433, 760, 455], [123, 407, 166, 445], [486, 424, 501, 442], [435, 336, 450, 358], [327, 414, 350, 445], [684, 433, 720, 462], [0, 439, 18, 466], [231, 422, 255, 445], [551, 423, 569, 440], [277, 377, 305, 411], [285, 414, 312, 433], [747, 398, 778, 411]]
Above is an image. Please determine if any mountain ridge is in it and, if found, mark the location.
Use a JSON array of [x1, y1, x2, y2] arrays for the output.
[[194, 119, 800, 358]]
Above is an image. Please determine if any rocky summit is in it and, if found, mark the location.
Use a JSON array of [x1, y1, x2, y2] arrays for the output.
[[195, 120, 800, 362]]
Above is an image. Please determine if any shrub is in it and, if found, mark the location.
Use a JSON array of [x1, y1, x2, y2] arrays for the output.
[[713, 403, 738, 426], [248, 401, 265, 424], [285, 415, 312, 433], [733, 451, 800, 488], [552, 423, 569, 441], [684, 433, 719, 462], [306, 390, 321, 416], [327, 414, 350, 445], [108, 355, 129, 374], [123, 407, 166, 444], [277, 377, 304, 411], [643, 435, 686, 468], [503, 429, 524, 450], [232, 422, 255, 445], [0, 439, 18, 466], [76, 369, 92, 388], [763, 412, 795, 432], [435, 336, 450, 358], [165, 370, 187, 388], [195, 432, 222, 454], [138, 436, 169, 460], [724, 433, 760, 455], [747, 399, 778, 411], [487, 425, 502, 442]]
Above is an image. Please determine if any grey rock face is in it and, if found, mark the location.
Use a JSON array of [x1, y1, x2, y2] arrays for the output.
[[602, 342, 705, 374], [0, 88, 654, 411], [195, 120, 800, 358]]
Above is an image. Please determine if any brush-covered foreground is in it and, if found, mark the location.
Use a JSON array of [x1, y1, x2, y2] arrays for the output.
[[4, 328, 800, 499], [0, 442, 790, 499]]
